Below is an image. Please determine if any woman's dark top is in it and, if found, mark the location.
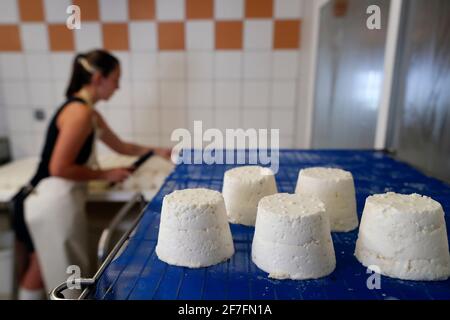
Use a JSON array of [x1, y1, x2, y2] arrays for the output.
[[11, 96, 95, 252], [30, 96, 95, 186]]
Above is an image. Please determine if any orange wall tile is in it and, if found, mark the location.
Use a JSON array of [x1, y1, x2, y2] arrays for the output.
[[158, 22, 185, 50], [0, 25, 22, 51], [245, 0, 273, 18], [48, 24, 75, 51], [215, 21, 243, 50], [103, 24, 130, 51], [18, 0, 45, 22], [186, 0, 213, 19], [72, 0, 100, 21], [129, 0, 155, 20], [274, 20, 301, 49]]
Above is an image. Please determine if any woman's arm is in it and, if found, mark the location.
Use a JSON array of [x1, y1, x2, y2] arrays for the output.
[[95, 111, 149, 156], [95, 111, 171, 159], [49, 103, 130, 182]]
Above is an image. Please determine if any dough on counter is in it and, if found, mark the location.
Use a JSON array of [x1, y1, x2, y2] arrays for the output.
[[156, 188, 234, 268], [296, 167, 358, 232], [222, 166, 277, 226], [355, 192, 450, 281], [252, 193, 336, 280]]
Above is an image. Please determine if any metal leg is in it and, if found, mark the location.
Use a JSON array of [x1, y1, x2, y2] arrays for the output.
[[97, 192, 145, 266]]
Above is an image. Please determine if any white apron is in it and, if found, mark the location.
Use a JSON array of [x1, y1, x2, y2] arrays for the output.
[[25, 116, 100, 297]]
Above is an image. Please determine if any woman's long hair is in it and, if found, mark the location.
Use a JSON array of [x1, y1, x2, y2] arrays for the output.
[[65, 49, 119, 99]]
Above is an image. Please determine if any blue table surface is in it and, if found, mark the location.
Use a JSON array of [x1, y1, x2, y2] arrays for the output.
[[91, 150, 450, 300]]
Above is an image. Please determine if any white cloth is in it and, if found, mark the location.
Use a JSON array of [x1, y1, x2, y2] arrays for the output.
[[18, 287, 47, 300], [25, 178, 90, 296]]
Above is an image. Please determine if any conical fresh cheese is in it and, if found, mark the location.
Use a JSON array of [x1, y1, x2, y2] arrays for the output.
[[296, 167, 358, 232], [355, 192, 450, 281], [252, 193, 336, 280], [222, 166, 277, 226], [156, 188, 234, 268]]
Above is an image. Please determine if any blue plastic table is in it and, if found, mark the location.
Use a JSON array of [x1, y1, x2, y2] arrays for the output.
[[90, 150, 450, 300]]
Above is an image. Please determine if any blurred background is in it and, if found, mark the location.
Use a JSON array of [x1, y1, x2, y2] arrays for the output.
[[0, 0, 449, 299], [0, 0, 448, 181]]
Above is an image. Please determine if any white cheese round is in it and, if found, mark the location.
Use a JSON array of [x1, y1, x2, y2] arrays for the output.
[[355, 192, 450, 281], [252, 193, 336, 280], [222, 166, 278, 226], [295, 167, 358, 232], [156, 188, 234, 268]]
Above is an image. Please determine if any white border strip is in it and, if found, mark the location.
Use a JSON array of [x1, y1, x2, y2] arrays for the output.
[[303, 0, 330, 148], [374, 0, 403, 149]]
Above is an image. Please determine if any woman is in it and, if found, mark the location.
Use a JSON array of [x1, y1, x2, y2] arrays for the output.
[[11, 49, 170, 299]]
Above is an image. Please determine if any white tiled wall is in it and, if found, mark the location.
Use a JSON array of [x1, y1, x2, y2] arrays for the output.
[[0, 0, 19, 23], [186, 22, 214, 50], [275, 0, 304, 18], [215, 0, 244, 20], [99, 0, 129, 22], [20, 24, 50, 52], [244, 21, 273, 50], [0, 0, 307, 159], [44, 0, 72, 23], [75, 23, 102, 51], [156, 0, 185, 21], [129, 22, 157, 52]]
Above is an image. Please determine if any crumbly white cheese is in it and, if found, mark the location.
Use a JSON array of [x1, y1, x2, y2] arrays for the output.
[[222, 166, 278, 226], [355, 192, 450, 281], [295, 167, 358, 232], [252, 193, 336, 280], [156, 188, 234, 268]]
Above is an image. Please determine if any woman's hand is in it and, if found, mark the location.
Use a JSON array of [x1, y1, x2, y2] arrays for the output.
[[102, 168, 132, 183], [153, 147, 172, 161]]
